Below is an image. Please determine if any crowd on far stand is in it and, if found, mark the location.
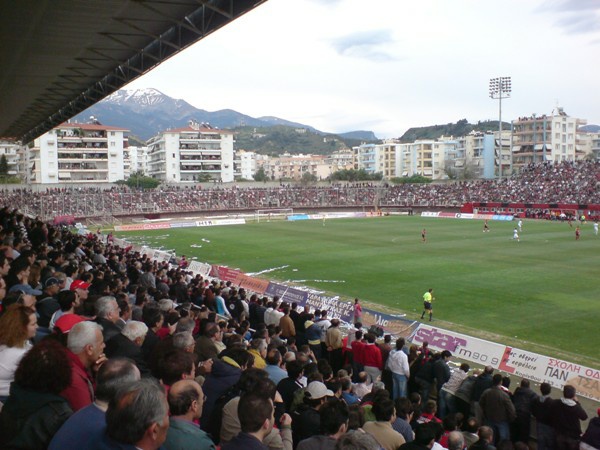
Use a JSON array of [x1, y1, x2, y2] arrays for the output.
[[1, 161, 599, 219], [0, 203, 597, 450]]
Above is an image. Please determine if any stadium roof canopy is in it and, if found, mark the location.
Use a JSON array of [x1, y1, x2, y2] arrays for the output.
[[0, 0, 266, 143]]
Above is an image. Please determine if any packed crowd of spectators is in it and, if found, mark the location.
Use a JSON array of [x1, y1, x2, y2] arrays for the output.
[[0, 206, 597, 450], [1, 161, 598, 220]]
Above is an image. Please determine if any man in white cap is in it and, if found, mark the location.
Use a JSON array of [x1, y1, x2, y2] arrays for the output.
[[293, 381, 333, 443]]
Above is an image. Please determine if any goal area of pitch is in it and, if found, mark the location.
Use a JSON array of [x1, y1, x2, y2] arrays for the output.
[[255, 208, 294, 223]]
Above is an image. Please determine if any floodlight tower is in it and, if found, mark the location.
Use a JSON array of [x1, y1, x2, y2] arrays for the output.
[[489, 77, 511, 178]]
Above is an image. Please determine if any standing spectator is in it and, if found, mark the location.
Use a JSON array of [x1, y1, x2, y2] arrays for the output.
[[387, 337, 410, 400], [532, 382, 554, 450], [511, 379, 538, 443], [0, 340, 73, 449], [433, 351, 452, 405], [353, 298, 362, 324], [550, 385, 588, 450], [438, 363, 470, 418], [279, 306, 296, 340], [472, 366, 494, 424], [479, 374, 516, 443], [326, 319, 344, 373], [362, 333, 383, 384]]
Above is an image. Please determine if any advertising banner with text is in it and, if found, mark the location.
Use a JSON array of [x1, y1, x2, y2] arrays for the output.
[[187, 261, 212, 278], [264, 283, 308, 305], [410, 324, 600, 402]]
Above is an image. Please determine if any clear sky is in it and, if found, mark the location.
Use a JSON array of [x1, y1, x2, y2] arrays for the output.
[[127, 0, 600, 139]]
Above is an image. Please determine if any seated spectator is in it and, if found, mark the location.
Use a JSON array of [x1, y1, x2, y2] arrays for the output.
[[264, 348, 288, 386], [393, 397, 415, 443], [105, 320, 151, 376], [293, 381, 334, 444], [165, 379, 215, 450], [61, 320, 107, 412], [221, 392, 281, 450], [0, 304, 37, 402], [94, 295, 122, 343], [0, 340, 73, 449], [49, 358, 141, 449], [363, 396, 406, 450], [96, 378, 169, 449], [469, 426, 496, 450], [399, 423, 437, 450], [297, 398, 349, 450], [353, 371, 372, 399], [335, 430, 381, 450]]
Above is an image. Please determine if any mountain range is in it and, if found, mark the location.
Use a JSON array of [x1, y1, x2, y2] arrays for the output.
[[73, 88, 378, 142]]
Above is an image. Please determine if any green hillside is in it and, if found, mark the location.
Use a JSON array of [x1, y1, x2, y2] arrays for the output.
[[399, 118, 511, 143], [233, 125, 379, 156]]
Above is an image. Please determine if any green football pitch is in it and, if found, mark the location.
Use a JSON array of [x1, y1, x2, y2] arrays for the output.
[[116, 216, 599, 367]]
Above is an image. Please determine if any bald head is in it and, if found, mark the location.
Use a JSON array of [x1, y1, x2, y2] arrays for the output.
[[168, 379, 203, 420]]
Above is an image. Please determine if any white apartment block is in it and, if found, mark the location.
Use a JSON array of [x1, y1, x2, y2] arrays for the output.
[[147, 121, 234, 183], [352, 144, 380, 174], [0, 140, 20, 178], [259, 153, 328, 181], [234, 150, 257, 180], [511, 108, 587, 169], [325, 148, 354, 174], [25, 123, 127, 184], [125, 146, 149, 176]]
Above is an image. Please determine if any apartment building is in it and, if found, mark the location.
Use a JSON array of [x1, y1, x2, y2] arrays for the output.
[[25, 123, 127, 184], [511, 107, 587, 169], [259, 153, 328, 181], [147, 120, 234, 182], [234, 150, 257, 180], [0, 140, 20, 178]]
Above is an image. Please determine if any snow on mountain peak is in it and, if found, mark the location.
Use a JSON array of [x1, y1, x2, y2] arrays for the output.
[[106, 88, 168, 106]]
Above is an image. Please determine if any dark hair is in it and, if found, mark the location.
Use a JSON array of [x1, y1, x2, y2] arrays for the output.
[[415, 423, 437, 446], [237, 368, 270, 393], [563, 384, 576, 399], [106, 379, 168, 445], [15, 339, 71, 394], [159, 350, 194, 385], [168, 383, 200, 416], [540, 382, 552, 396], [96, 358, 140, 403], [395, 397, 413, 420], [238, 393, 273, 433], [373, 397, 395, 422], [492, 373, 503, 385], [142, 304, 163, 328], [395, 337, 406, 350], [319, 399, 349, 435], [286, 360, 305, 379], [57, 290, 77, 311]]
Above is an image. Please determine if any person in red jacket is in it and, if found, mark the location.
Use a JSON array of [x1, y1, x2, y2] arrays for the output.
[[61, 321, 107, 412], [362, 333, 383, 384]]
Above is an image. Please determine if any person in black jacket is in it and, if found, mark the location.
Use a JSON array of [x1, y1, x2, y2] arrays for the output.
[[550, 385, 588, 450], [0, 340, 73, 449], [511, 379, 538, 443], [433, 350, 452, 404]]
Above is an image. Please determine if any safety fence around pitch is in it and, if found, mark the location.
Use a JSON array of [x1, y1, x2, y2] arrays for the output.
[[110, 236, 599, 402]]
